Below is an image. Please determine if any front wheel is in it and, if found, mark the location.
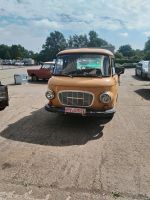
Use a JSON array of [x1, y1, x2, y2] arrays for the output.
[[0, 106, 6, 111], [135, 69, 138, 76], [31, 75, 38, 81], [141, 72, 145, 79]]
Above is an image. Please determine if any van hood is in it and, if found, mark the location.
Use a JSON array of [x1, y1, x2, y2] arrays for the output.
[[48, 76, 115, 88]]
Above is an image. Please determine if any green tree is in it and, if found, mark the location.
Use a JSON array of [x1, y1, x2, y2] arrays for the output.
[[68, 34, 88, 48], [10, 45, 21, 59], [41, 31, 67, 61], [118, 45, 134, 57], [87, 31, 108, 47], [5, 50, 11, 59], [115, 52, 123, 59], [0, 44, 11, 59], [144, 37, 150, 52], [143, 51, 150, 60], [134, 49, 144, 60], [10, 44, 30, 59]]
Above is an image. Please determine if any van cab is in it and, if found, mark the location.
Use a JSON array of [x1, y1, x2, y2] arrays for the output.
[[45, 48, 124, 123]]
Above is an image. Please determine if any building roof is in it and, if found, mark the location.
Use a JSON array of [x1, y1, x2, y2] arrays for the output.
[[57, 48, 114, 56]]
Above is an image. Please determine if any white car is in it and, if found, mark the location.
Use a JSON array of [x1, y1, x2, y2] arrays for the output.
[[15, 61, 24, 66], [135, 60, 149, 79], [148, 62, 150, 79]]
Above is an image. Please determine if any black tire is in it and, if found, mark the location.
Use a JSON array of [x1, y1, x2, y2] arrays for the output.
[[135, 69, 138, 76], [0, 106, 6, 111], [141, 72, 145, 79], [31, 75, 38, 81]]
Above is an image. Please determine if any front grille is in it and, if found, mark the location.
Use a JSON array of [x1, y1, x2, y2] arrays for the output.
[[58, 91, 93, 107]]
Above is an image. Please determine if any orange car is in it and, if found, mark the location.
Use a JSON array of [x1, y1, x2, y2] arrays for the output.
[[45, 48, 124, 123]]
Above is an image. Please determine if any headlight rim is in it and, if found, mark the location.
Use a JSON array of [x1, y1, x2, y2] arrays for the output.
[[99, 92, 112, 104], [45, 90, 55, 100]]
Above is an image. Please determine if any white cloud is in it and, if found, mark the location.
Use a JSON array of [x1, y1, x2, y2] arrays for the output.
[[0, 0, 150, 51], [34, 19, 60, 29], [1, 0, 150, 31], [143, 31, 150, 37], [0, 24, 45, 52], [120, 32, 128, 37]]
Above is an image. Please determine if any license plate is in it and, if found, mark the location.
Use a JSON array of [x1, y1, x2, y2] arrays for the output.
[[65, 107, 86, 114]]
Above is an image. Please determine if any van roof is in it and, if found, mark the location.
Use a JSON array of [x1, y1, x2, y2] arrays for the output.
[[57, 48, 114, 56]]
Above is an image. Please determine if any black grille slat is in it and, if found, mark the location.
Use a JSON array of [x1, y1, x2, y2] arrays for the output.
[[59, 91, 93, 107]]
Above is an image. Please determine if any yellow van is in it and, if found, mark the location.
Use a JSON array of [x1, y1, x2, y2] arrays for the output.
[[45, 48, 124, 123]]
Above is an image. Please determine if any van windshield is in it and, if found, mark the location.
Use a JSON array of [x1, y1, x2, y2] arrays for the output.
[[54, 54, 111, 77]]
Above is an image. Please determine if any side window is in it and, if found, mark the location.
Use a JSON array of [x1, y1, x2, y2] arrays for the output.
[[54, 58, 63, 74], [103, 56, 111, 76], [112, 58, 115, 75]]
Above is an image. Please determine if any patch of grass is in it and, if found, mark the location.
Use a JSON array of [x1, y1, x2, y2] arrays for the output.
[[112, 191, 122, 199]]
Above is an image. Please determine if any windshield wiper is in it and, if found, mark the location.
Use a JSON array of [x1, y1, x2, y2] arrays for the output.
[[84, 74, 102, 78], [65, 74, 102, 78], [54, 73, 73, 78], [76, 74, 102, 78]]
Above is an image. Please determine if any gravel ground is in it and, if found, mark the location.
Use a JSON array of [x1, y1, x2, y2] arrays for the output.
[[0, 67, 150, 200]]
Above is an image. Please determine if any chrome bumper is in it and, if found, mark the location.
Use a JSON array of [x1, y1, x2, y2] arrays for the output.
[[45, 104, 115, 118]]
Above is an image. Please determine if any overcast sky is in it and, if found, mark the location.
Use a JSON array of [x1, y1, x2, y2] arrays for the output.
[[0, 0, 150, 52]]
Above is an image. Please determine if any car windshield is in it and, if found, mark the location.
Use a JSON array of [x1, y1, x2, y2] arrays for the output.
[[42, 63, 54, 70], [54, 54, 111, 77]]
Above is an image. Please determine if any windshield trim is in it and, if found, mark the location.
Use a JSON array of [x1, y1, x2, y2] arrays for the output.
[[54, 53, 111, 77], [53, 74, 110, 78]]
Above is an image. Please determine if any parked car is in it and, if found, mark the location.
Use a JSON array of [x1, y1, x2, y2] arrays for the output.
[[27, 61, 55, 81], [15, 61, 24, 66], [2, 60, 13, 65], [45, 48, 124, 124], [23, 58, 35, 66], [0, 81, 9, 111], [135, 60, 149, 79], [147, 62, 150, 79]]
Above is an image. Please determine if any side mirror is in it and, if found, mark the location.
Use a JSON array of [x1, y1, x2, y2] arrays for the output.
[[51, 66, 56, 74], [115, 66, 125, 75], [40, 64, 43, 69]]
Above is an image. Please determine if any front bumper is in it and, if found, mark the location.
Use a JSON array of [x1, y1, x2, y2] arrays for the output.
[[45, 104, 115, 118]]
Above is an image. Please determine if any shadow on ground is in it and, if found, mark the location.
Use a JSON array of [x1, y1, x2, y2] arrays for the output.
[[7, 80, 48, 86], [28, 80, 48, 84], [135, 89, 150, 100], [132, 75, 148, 81], [0, 108, 104, 146]]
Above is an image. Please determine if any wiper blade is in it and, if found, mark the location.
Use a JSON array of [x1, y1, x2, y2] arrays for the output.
[[53, 74, 73, 77], [69, 74, 102, 78], [82, 74, 102, 78]]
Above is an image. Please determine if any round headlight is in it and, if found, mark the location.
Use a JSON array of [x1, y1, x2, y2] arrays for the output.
[[45, 90, 55, 100], [100, 92, 111, 104]]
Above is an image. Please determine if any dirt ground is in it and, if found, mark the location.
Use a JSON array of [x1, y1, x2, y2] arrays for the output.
[[0, 67, 150, 200]]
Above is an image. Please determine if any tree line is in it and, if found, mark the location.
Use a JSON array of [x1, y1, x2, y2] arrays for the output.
[[38, 31, 114, 62], [0, 30, 150, 64]]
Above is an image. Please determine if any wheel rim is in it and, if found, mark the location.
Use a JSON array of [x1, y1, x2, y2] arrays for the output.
[[32, 76, 37, 81]]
